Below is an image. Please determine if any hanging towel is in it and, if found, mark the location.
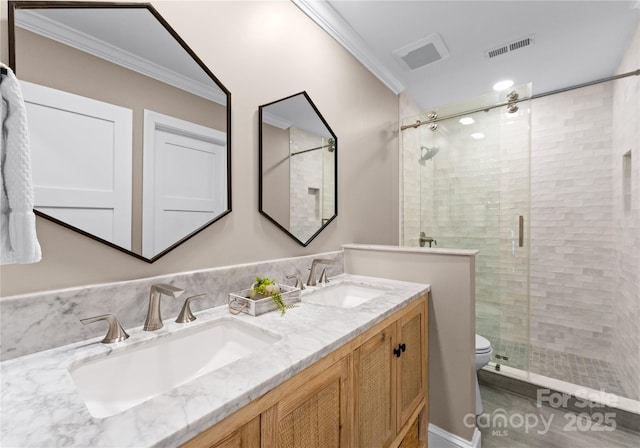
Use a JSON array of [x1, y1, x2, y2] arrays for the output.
[[0, 63, 42, 264]]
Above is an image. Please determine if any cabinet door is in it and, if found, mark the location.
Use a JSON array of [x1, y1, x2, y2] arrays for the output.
[[397, 301, 427, 430], [353, 324, 397, 448], [262, 357, 349, 448], [181, 415, 260, 448]]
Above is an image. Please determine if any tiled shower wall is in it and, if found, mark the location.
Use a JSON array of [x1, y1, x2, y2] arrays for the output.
[[529, 83, 617, 361], [289, 127, 326, 241], [530, 25, 639, 400], [612, 23, 640, 401]]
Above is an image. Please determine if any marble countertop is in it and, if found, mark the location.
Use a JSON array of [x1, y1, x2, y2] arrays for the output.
[[0, 274, 429, 447]]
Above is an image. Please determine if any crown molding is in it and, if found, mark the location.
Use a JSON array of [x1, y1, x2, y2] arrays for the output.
[[291, 0, 405, 95], [16, 10, 226, 105], [262, 111, 293, 130]]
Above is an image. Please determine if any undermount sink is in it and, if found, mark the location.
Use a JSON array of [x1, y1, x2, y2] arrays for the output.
[[69, 318, 282, 418], [303, 282, 387, 308]]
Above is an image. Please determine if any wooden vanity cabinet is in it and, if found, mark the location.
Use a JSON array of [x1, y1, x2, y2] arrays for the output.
[[182, 415, 260, 448], [397, 301, 427, 431], [181, 294, 428, 448], [353, 298, 427, 448], [261, 356, 350, 448], [353, 323, 397, 448]]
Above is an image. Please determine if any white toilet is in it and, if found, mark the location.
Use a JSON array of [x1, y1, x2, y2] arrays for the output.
[[475, 334, 493, 415]]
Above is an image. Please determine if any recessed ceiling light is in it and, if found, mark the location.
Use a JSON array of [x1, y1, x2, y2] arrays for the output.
[[493, 80, 514, 91], [471, 133, 485, 140], [459, 117, 475, 125]]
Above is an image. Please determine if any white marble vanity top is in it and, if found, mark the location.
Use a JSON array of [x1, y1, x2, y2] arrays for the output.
[[0, 274, 429, 447]]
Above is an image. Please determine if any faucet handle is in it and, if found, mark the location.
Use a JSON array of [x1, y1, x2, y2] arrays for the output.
[[286, 274, 306, 290], [319, 268, 330, 286], [175, 294, 206, 323], [80, 314, 129, 344]]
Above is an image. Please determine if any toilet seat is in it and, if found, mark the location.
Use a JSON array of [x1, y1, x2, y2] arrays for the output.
[[475, 334, 491, 354]]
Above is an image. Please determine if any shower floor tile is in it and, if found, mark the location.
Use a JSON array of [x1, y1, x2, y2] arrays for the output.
[[489, 338, 634, 400]]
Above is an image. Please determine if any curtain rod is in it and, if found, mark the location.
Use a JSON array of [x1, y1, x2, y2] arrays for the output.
[[400, 68, 640, 131]]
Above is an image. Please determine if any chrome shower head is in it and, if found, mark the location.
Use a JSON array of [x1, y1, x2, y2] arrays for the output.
[[419, 146, 439, 164]]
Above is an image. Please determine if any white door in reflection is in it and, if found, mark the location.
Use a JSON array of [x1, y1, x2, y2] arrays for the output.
[[21, 81, 133, 249], [142, 110, 227, 258]]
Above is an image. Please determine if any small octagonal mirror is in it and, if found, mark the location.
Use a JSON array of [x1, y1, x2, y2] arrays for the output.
[[259, 92, 337, 246]]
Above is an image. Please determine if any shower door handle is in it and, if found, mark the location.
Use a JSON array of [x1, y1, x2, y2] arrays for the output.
[[518, 216, 524, 247]]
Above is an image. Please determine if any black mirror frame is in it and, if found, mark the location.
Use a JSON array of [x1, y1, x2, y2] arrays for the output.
[[258, 91, 338, 247], [8, 0, 232, 263]]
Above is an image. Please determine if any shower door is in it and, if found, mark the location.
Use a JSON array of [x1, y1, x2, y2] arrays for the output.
[[401, 85, 531, 373]]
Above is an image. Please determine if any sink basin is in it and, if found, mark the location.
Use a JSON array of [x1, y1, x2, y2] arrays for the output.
[[303, 282, 387, 308], [69, 318, 282, 418]]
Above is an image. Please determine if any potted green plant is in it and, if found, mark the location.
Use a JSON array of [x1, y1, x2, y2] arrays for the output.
[[229, 276, 300, 316]]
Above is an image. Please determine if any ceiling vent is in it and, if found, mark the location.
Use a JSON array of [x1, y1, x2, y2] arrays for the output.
[[393, 33, 450, 70], [485, 34, 535, 59]]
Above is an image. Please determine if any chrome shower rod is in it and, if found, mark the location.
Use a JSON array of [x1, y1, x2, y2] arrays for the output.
[[400, 68, 640, 131]]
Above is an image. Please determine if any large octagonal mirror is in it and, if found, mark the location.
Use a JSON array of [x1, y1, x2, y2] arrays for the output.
[[8, 1, 231, 262], [259, 92, 337, 246]]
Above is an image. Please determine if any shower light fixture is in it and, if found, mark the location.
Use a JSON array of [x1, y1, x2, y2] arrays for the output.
[[471, 133, 485, 140], [493, 79, 514, 91], [459, 117, 475, 125]]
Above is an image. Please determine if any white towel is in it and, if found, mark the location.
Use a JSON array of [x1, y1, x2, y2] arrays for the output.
[[0, 64, 42, 264]]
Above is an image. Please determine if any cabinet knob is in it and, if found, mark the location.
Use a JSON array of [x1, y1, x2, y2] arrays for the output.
[[399, 343, 406, 352], [393, 347, 402, 357]]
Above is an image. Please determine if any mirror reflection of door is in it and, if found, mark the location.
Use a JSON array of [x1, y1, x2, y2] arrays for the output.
[[142, 111, 227, 258], [21, 81, 133, 249]]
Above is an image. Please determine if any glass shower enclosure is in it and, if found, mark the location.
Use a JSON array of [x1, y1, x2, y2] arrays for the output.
[[402, 73, 640, 407], [401, 85, 532, 374]]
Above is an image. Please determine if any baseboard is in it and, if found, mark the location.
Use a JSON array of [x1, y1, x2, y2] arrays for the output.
[[428, 424, 481, 448]]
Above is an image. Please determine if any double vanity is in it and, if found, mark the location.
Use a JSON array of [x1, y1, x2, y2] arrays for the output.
[[1, 273, 429, 447]]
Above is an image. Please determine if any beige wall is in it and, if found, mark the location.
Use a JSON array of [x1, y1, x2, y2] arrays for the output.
[[261, 123, 290, 228], [0, 0, 400, 296], [343, 244, 477, 443]]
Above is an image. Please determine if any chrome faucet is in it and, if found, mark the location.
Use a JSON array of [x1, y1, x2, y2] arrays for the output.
[[419, 231, 436, 248], [175, 294, 206, 324], [80, 314, 129, 343], [144, 283, 185, 331], [306, 259, 335, 286], [286, 274, 306, 290]]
